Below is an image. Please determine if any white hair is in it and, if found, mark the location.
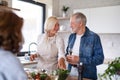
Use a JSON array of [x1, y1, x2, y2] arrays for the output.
[[71, 12, 87, 25], [44, 16, 58, 33]]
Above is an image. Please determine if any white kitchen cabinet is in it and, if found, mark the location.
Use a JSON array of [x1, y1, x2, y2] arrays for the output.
[[74, 5, 120, 33]]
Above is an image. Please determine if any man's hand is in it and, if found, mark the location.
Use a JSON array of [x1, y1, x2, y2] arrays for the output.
[[66, 55, 79, 65]]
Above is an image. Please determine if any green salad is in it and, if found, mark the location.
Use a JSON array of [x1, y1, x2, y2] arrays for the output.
[[56, 69, 70, 80]]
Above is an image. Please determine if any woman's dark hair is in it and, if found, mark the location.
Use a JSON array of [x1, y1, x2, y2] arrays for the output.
[[0, 7, 24, 53]]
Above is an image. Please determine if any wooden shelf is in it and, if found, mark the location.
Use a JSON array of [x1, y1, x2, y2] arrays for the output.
[[58, 31, 71, 33], [0, 6, 20, 11], [57, 17, 70, 20]]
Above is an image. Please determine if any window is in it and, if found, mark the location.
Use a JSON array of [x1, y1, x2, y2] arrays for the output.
[[12, 0, 45, 52]]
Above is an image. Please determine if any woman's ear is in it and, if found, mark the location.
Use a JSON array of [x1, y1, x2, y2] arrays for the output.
[[45, 30, 50, 35], [54, 23, 59, 31]]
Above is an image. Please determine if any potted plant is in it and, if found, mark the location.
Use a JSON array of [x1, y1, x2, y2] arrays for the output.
[[62, 5, 69, 17], [99, 57, 120, 80]]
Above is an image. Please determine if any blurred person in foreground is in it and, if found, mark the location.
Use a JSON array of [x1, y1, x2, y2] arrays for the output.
[[66, 12, 104, 80], [30, 16, 66, 73], [0, 8, 27, 80]]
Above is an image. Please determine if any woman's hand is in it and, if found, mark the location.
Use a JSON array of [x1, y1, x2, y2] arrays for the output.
[[66, 55, 79, 65], [58, 58, 66, 70], [30, 53, 37, 61]]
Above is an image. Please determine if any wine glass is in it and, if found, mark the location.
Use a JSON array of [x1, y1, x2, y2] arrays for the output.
[[68, 47, 72, 55]]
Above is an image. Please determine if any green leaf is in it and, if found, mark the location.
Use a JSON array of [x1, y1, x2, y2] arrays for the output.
[[99, 57, 120, 79], [40, 73, 47, 80], [30, 72, 36, 79], [62, 5, 69, 12], [56, 69, 70, 80]]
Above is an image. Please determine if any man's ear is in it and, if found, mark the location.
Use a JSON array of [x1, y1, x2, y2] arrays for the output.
[[79, 21, 83, 26]]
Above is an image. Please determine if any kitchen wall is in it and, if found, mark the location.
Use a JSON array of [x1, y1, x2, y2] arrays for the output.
[[74, 5, 120, 33], [3, 0, 12, 7], [53, 0, 120, 17], [9, 0, 120, 17], [99, 34, 120, 59], [8, 0, 12, 7]]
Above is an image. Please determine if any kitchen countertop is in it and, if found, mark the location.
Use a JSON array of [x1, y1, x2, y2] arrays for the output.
[[18, 56, 37, 66], [17, 56, 115, 80], [66, 76, 92, 80], [18, 56, 114, 68], [66, 76, 77, 80]]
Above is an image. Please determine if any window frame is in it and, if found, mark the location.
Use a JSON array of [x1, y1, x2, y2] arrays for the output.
[[14, 0, 46, 56], [20, 0, 46, 33]]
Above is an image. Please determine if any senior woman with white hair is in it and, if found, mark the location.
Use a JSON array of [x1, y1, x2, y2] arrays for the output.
[[30, 16, 66, 73]]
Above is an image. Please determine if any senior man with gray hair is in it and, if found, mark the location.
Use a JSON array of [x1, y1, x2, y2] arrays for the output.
[[66, 12, 104, 80]]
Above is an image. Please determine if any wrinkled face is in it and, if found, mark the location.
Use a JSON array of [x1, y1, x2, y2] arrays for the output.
[[54, 22, 60, 32], [70, 16, 81, 33], [49, 22, 59, 35]]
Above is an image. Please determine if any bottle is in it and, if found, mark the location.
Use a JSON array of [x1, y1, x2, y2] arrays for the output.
[[24, 53, 30, 60], [77, 62, 83, 80]]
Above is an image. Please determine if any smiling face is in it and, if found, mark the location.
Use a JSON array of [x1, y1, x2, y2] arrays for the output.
[[49, 21, 59, 36], [44, 16, 60, 37], [70, 12, 87, 34], [70, 16, 82, 33]]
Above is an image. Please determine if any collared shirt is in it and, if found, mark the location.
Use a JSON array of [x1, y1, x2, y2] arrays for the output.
[[66, 27, 104, 79]]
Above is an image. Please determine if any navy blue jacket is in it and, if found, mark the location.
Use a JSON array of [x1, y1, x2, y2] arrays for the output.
[[66, 27, 104, 79]]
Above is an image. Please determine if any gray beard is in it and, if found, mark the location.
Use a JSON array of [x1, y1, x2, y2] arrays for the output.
[[72, 27, 79, 33]]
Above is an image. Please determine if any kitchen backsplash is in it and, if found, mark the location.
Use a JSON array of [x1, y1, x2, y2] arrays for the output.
[[99, 34, 120, 59], [58, 32, 120, 59]]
